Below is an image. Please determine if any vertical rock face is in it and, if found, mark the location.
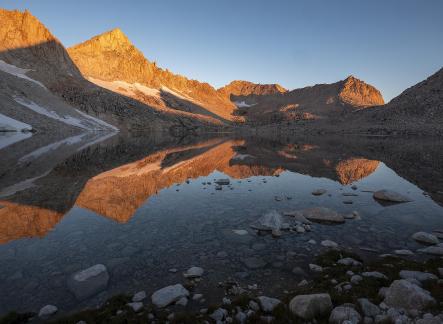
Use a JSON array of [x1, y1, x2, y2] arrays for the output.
[[0, 9, 81, 83], [338, 76, 384, 107], [68, 29, 235, 121]]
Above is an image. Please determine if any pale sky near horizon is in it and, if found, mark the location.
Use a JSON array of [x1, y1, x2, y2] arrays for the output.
[[1, 0, 442, 101]]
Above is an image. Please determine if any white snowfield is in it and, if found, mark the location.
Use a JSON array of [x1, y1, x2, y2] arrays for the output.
[[0, 112, 33, 132], [0, 60, 47, 89], [89, 77, 201, 105], [14, 97, 118, 132]]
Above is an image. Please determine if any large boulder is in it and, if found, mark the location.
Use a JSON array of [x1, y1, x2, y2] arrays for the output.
[[357, 298, 380, 317], [151, 284, 189, 307], [373, 190, 411, 203], [383, 280, 436, 310], [329, 305, 361, 324], [301, 207, 345, 224], [289, 293, 332, 319], [257, 296, 281, 312], [418, 245, 443, 256], [67, 264, 109, 300]]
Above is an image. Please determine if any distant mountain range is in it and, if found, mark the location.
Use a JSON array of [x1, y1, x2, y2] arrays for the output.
[[0, 8, 441, 136]]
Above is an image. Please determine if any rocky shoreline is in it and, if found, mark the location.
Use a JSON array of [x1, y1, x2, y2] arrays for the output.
[[2, 248, 442, 324]]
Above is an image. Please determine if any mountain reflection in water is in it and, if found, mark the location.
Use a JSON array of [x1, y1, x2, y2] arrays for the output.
[[0, 133, 442, 314]]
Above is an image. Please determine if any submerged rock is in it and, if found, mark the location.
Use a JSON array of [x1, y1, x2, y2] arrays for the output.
[[301, 207, 345, 224], [183, 266, 204, 278], [312, 189, 327, 196], [38, 305, 58, 318], [151, 284, 190, 307], [289, 293, 332, 319], [250, 210, 283, 231], [283, 211, 312, 224], [373, 190, 411, 203], [242, 257, 267, 269], [337, 257, 361, 267], [412, 232, 439, 245], [417, 245, 443, 256], [383, 279, 435, 310], [67, 264, 109, 300], [215, 179, 230, 185], [321, 240, 339, 248]]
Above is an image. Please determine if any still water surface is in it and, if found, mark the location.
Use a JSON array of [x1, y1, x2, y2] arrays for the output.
[[0, 134, 442, 315]]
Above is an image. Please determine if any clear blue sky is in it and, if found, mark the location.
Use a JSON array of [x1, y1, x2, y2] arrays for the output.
[[2, 0, 442, 101]]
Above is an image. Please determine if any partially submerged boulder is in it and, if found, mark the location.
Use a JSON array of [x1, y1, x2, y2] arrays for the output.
[[301, 207, 345, 224], [151, 284, 190, 308], [67, 264, 109, 300], [373, 190, 411, 203]]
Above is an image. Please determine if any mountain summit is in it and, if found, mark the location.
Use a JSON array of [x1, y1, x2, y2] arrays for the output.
[[68, 29, 236, 121]]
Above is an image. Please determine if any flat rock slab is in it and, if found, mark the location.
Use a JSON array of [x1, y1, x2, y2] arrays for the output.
[[151, 284, 189, 308], [373, 190, 411, 203], [301, 207, 345, 224], [67, 264, 109, 300]]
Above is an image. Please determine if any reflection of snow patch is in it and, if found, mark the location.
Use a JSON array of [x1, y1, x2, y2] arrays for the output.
[[14, 97, 118, 131], [89, 78, 160, 98], [0, 60, 47, 89], [0, 113, 32, 132], [19, 133, 88, 163], [234, 101, 256, 108], [0, 170, 51, 198], [0, 132, 32, 150], [232, 153, 255, 161]]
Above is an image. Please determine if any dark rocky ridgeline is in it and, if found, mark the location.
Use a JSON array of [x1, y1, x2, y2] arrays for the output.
[[2, 250, 441, 323]]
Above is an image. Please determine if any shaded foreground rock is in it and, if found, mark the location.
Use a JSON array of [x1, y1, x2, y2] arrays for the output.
[[329, 305, 361, 324], [412, 232, 440, 245], [373, 190, 411, 203], [289, 293, 332, 319], [67, 264, 109, 300], [38, 305, 58, 318], [151, 284, 190, 308], [383, 279, 435, 310], [257, 296, 281, 312], [301, 207, 345, 224]]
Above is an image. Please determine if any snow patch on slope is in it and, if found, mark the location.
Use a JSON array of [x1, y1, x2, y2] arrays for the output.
[[234, 101, 256, 108], [13, 97, 118, 131], [0, 60, 47, 89], [89, 77, 160, 98], [0, 112, 32, 132]]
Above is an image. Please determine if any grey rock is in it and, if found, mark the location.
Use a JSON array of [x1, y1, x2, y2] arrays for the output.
[[321, 240, 339, 248], [373, 190, 411, 203], [249, 300, 260, 311], [399, 270, 438, 283], [412, 232, 439, 245], [127, 302, 143, 312], [312, 189, 327, 196], [394, 249, 414, 256], [302, 207, 345, 223], [329, 305, 361, 324], [358, 298, 380, 317], [289, 293, 332, 319], [210, 308, 228, 321], [351, 275, 363, 285], [67, 264, 109, 300], [215, 179, 230, 185], [418, 246, 443, 255], [176, 297, 188, 306], [309, 264, 323, 272], [362, 271, 388, 280], [151, 284, 190, 307], [250, 210, 283, 231], [283, 211, 312, 224], [132, 291, 146, 302], [337, 257, 361, 267], [184, 266, 204, 278], [257, 296, 281, 312], [39, 305, 58, 318], [384, 279, 436, 310], [192, 293, 203, 301]]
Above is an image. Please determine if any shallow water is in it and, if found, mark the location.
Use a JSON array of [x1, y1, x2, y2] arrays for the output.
[[0, 134, 442, 315]]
